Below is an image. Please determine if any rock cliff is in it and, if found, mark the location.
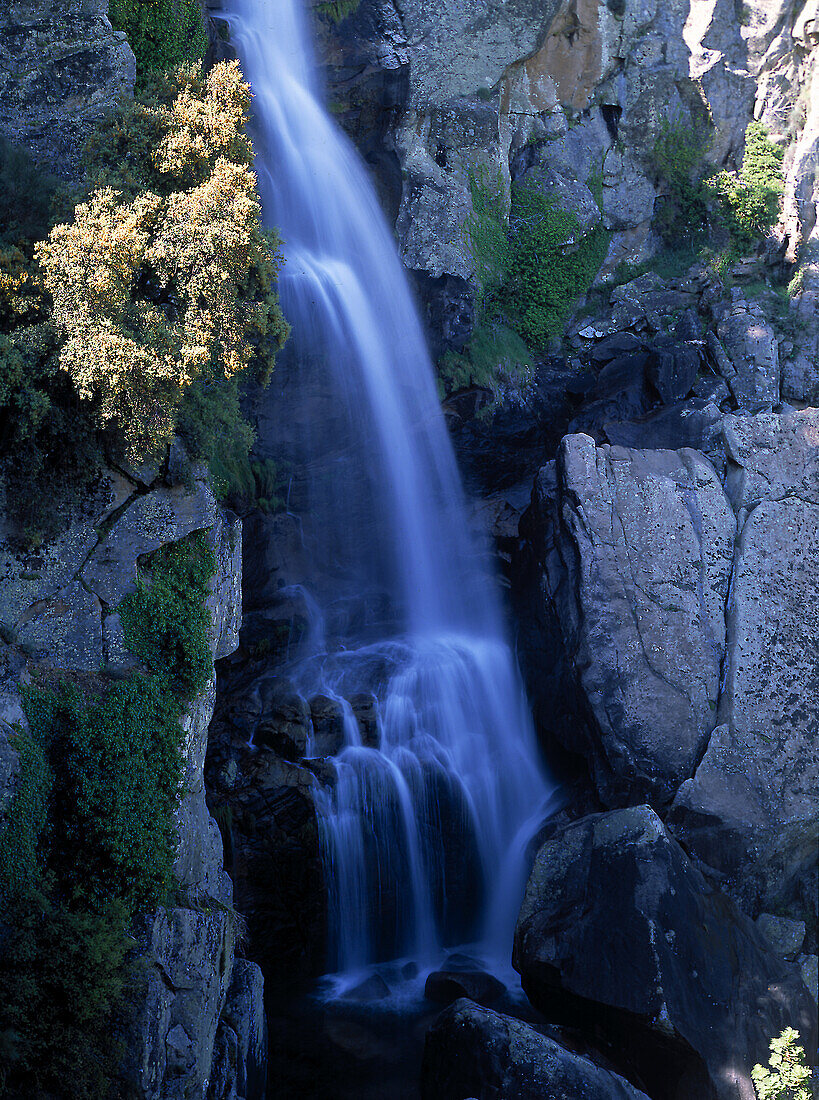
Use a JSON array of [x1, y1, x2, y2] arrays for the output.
[[0, 452, 265, 1099], [0, 0, 135, 175]]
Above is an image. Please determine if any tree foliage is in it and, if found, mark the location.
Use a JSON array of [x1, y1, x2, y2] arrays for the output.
[[752, 1028, 813, 1100], [39, 62, 289, 462]]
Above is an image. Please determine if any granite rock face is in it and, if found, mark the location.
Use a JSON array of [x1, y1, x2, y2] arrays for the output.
[[513, 806, 817, 1100], [0, 0, 135, 175], [522, 433, 735, 807], [518, 407, 819, 922], [422, 998, 652, 1100]]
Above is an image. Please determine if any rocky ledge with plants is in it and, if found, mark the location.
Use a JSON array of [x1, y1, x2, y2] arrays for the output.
[[0, 4, 289, 1094]]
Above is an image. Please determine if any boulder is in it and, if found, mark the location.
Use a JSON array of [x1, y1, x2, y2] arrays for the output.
[[513, 806, 817, 1100], [127, 907, 237, 1100], [569, 353, 654, 439], [604, 399, 724, 456], [755, 914, 806, 959], [716, 302, 780, 410], [0, 0, 135, 176], [722, 408, 819, 520], [523, 434, 735, 806], [424, 968, 505, 1007], [15, 580, 103, 670], [781, 289, 819, 403], [82, 478, 219, 607], [647, 342, 702, 404], [350, 691, 380, 748], [421, 999, 652, 1100]]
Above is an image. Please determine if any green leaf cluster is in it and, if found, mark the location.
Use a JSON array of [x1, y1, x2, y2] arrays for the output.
[[501, 184, 611, 349], [651, 118, 784, 256], [316, 0, 362, 22], [109, 0, 209, 86], [752, 1028, 813, 1100]]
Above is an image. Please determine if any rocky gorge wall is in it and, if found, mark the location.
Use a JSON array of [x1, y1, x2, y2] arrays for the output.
[[0, 447, 265, 1099], [1, 0, 818, 1097]]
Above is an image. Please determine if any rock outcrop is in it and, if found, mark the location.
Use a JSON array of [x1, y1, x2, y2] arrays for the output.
[[519, 434, 735, 807], [422, 998, 652, 1100], [518, 399, 819, 916], [513, 806, 817, 1100], [0, 0, 135, 175]]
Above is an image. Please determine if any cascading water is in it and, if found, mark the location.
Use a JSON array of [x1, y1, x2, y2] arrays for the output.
[[219, 0, 556, 978]]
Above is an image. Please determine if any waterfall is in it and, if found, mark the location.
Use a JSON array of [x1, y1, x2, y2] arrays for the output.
[[219, 0, 556, 977]]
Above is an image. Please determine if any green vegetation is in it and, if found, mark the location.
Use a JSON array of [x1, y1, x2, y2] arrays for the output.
[[752, 1028, 813, 1100], [443, 166, 609, 405], [109, 0, 209, 85], [501, 182, 611, 348], [705, 121, 785, 250], [651, 118, 784, 259], [650, 118, 711, 247], [0, 62, 289, 541], [317, 0, 362, 22], [0, 531, 216, 1096]]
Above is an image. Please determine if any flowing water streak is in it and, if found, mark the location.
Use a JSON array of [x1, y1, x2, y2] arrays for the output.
[[220, 0, 555, 975]]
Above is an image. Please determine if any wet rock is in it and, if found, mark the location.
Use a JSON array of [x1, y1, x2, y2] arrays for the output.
[[343, 973, 391, 1002], [513, 806, 817, 1100], [569, 353, 654, 439], [350, 691, 379, 748], [799, 955, 818, 1007], [604, 399, 723, 456], [309, 694, 346, 757], [208, 959, 267, 1100], [424, 968, 504, 1007], [647, 341, 702, 404], [422, 999, 652, 1100], [255, 691, 310, 761], [589, 332, 645, 363]]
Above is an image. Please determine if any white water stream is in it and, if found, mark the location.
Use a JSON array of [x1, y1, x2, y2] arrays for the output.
[[220, 0, 556, 979]]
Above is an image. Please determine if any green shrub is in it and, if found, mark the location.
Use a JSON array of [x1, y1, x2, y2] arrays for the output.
[[0, 63, 289, 543], [0, 139, 75, 248], [448, 167, 608, 406], [119, 528, 215, 702], [39, 62, 289, 463], [706, 122, 784, 250], [0, 890, 131, 1099], [0, 730, 51, 902], [501, 184, 610, 347], [109, 0, 209, 85], [752, 1028, 813, 1100]]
